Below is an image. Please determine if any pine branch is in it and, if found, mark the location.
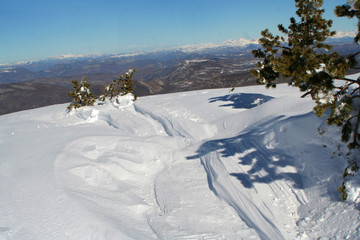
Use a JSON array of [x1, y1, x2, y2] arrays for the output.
[[338, 77, 358, 83], [345, 115, 359, 123], [301, 91, 312, 98], [352, 108, 360, 147], [334, 84, 353, 97], [350, 87, 360, 96], [348, 51, 360, 59]]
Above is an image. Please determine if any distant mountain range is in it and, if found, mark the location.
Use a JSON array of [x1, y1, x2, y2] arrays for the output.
[[0, 38, 258, 69], [0, 37, 359, 115]]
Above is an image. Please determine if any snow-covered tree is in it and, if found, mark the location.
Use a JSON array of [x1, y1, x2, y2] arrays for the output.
[[67, 77, 96, 110], [250, 0, 360, 200], [99, 68, 137, 103]]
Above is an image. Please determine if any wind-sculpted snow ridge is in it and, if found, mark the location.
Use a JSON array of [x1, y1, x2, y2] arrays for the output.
[[188, 116, 310, 240], [1, 84, 360, 239]]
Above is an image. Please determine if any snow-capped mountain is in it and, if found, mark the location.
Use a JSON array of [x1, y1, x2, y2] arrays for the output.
[[0, 38, 258, 70], [172, 38, 258, 53], [1, 36, 359, 115], [334, 30, 357, 39]]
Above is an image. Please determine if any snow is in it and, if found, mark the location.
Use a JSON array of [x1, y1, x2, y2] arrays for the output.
[[347, 174, 360, 205], [333, 30, 356, 38], [184, 59, 210, 64], [1, 84, 360, 239], [0, 69, 14, 73], [178, 38, 257, 53]]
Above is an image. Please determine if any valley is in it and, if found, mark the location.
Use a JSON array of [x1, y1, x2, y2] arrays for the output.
[[0, 39, 359, 115]]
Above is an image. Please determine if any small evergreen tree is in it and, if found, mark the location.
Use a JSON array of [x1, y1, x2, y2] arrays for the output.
[[99, 68, 137, 103], [67, 77, 96, 110], [250, 0, 360, 200]]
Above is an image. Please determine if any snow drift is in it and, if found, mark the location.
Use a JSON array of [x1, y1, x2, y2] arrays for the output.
[[0, 84, 359, 239]]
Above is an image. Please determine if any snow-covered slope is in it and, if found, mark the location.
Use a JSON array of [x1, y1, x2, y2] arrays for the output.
[[0, 84, 359, 240]]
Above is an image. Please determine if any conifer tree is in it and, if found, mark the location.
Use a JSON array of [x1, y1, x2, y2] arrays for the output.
[[250, 0, 360, 200], [67, 77, 96, 110], [99, 68, 137, 103], [335, 0, 360, 43]]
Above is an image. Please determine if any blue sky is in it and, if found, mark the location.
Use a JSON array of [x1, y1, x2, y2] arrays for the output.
[[0, 0, 357, 64]]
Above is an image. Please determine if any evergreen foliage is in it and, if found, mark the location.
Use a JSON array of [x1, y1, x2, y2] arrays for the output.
[[67, 77, 96, 110], [250, 0, 360, 200], [335, 0, 360, 43], [99, 68, 137, 103]]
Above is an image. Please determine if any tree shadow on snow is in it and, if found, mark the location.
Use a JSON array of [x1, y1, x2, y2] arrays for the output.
[[187, 115, 312, 190], [208, 93, 274, 109]]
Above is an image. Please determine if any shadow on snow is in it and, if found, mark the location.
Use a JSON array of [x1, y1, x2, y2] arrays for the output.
[[209, 93, 274, 109], [187, 115, 314, 190]]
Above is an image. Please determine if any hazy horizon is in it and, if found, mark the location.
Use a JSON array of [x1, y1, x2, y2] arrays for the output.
[[0, 0, 357, 64]]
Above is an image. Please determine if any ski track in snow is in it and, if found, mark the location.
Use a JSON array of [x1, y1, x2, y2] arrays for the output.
[[1, 85, 360, 239]]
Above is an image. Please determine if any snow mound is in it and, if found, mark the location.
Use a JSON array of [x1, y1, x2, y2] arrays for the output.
[[347, 174, 360, 205], [110, 94, 135, 109], [1, 84, 359, 239]]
